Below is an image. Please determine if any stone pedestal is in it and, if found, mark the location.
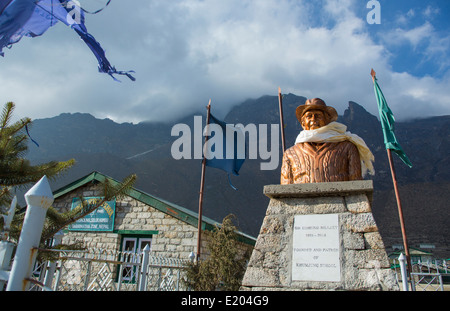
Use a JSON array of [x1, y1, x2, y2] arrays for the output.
[[241, 181, 399, 291]]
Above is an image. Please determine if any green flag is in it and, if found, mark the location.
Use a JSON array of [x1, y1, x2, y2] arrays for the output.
[[373, 77, 413, 168]]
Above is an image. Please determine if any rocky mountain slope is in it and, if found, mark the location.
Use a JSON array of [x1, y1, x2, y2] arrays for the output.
[[25, 94, 450, 257]]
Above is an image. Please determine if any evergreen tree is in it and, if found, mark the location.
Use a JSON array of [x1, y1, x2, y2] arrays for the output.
[[0, 102, 136, 259], [0, 102, 75, 206], [183, 214, 251, 291]]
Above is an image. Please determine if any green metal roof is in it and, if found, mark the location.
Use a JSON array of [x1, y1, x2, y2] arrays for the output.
[[53, 171, 256, 246], [388, 247, 434, 258]]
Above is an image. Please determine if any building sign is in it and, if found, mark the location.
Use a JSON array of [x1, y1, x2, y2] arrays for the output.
[[68, 197, 116, 232], [292, 214, 341, 282]]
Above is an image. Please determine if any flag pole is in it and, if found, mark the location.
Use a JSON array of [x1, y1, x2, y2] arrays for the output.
[[371, 69, 412, 275], [386, 148, 412, 274], [196, 99, 211, 262], [278, 87, 286, 152]]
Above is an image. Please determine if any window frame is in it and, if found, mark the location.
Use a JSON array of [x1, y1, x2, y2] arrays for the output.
[[118, 233, 153, 284]]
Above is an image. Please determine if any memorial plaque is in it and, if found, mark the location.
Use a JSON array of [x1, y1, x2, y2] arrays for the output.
[[292, 214, 341, 282]]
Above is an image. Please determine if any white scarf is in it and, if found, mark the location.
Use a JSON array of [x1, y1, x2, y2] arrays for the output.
[[295, 121, 375, 176]]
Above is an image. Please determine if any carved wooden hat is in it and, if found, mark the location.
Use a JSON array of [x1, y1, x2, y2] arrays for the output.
[[295, 98, 338, 123]]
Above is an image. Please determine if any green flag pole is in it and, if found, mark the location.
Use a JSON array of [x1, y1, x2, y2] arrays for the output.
[[371, 69, 413, 278]]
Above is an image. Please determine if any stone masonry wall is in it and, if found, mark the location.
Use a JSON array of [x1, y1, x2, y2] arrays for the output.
[[53, 183, 205, 260], [53, 182, 253, 261], [241, 181, 399, 291]]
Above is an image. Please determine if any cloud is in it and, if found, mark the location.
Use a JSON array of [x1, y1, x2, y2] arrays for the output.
[[423, 5, 440, 19], [0, 0, 449, 124], [384, 22, 434, 49]]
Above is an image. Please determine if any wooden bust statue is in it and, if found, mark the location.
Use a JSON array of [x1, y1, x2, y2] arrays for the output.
[[280, 98, 375, 184]]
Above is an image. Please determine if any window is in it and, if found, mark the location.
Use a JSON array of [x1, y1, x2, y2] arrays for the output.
[[119, 234, 152, 283]]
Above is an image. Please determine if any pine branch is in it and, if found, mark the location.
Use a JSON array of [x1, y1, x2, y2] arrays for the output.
[[0, 102, 14, 130], [0, 102, 139, 259], [39, 174, 137, 242], [102, 173, 137, 201], [0, 159, 75, 187], [182, 214, 250, 291]]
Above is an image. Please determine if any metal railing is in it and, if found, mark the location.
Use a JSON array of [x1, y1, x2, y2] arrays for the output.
[[0, 177, 190, 291], [392, 256, 449, 291], [28, 247, 189, 291]]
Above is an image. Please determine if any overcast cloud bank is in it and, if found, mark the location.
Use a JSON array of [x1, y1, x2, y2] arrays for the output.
[[0, 0, 449, 123]]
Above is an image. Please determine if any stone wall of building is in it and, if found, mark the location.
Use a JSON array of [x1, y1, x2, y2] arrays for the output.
[[53, 182, 253, 261], [53, 183, 204, 260], [241, 181, 399, 291]]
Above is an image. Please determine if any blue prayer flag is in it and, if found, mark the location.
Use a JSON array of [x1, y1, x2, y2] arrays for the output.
[[0, 0, 134, 81], [204, 114, 246, 189]]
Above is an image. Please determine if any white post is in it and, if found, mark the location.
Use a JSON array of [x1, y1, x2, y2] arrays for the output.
[[0, 241, 15, 290], [6, 176, 54, 291], [0, 196, 17, 289], [43, 230, 64, 289], [138, 244, 150, 291], [398, 253, 409, 291], [1, 196, 17, 241]]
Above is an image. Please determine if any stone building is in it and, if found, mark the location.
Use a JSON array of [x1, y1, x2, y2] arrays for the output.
[[52, 171, 256, 260]]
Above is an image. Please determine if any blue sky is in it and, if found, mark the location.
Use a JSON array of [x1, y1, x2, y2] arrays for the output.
[[367, 0, 450, 77], [1, 0, 449, 123]]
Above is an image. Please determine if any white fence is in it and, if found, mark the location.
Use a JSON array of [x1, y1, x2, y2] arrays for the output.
[[1, 176, 449, 291], [391, 257, 449, 291], [27, 248, 189, 291], [0, 176, 189, 292]]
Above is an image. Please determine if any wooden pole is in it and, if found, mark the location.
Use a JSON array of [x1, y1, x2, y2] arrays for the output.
[[278, 87, 286, 152], [196, 100, 211, 262], [386, 149, 412, 274], [371, 69, 413, 276]]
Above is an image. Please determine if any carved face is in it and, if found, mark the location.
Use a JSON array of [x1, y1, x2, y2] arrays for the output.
[[301, 109, 329, 130]]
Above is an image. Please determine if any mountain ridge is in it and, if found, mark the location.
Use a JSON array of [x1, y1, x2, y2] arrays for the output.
[[24, 94, 450, 257]]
